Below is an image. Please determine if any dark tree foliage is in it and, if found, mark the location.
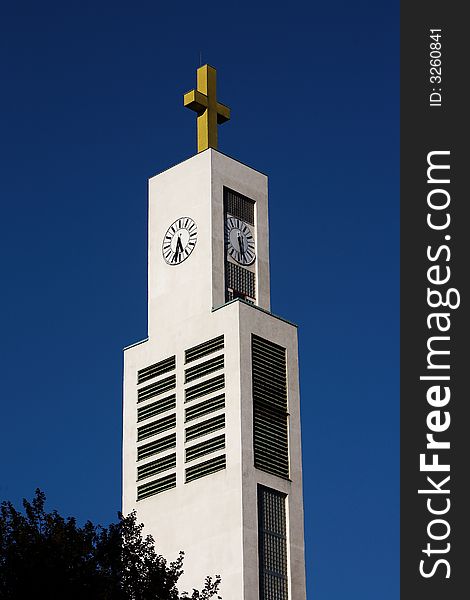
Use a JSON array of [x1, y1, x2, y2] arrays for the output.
[[0, 489, 221, 600]]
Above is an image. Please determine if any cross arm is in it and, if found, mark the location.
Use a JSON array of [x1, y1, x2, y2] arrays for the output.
[[216, 102, 230, 124], [183, 89, 208, 114]]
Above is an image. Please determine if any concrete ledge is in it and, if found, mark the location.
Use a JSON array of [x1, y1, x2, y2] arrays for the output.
[[212, 297, 297, 328], [123, 337, 148, 352]]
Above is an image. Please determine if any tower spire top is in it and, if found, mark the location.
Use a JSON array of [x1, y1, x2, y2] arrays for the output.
[[183, 64, 231, 153]]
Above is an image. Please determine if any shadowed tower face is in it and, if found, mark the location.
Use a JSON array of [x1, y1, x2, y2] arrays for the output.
[[122, 66, 306, 600]]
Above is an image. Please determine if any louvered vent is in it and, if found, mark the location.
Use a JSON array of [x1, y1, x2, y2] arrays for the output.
[[185, 394, 225, 422], [137, 375, 176, 403], [137, 433, 176, 461], [226, 262, 256, 299], [137, 414, 176, 442], [185, 414, 225, 441], [135, 356, 177, 499], [137, 473, 176, 501], [185, 335, 224, 363], [185, 454, 226, 483], [186, 434, 225, 462], [252, 335, 289, 479], [137, 394, 176, 422], [185, 374, 224, 402], [137, 454, 176, 481], [137, 356, 175, 384], [258, 486, 288, 600], [185, 355, 224, 383], [224, 187, 255, 225]]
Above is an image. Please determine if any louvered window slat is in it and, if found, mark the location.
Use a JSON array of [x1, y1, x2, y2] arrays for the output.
[[185, 454, 226, 483], [254, 427, 289, 453], [254, 431, 289, 457], [137, 414, 176, 442], [185, 394, 225, 422], [185, 434, 225, 462], [252, 361, 287, 381], [252, 336, 285, 354], [252, 342, 285, 358], [137, 433, 176, 461], [252, 372, 287, 391], [137, 356, 175, 384], [252, 353, 285, 371], [137, 454, 176, 481], [185, 355, 224, 383], [255, 448, 289, 465], [137, 394, 176, 422], [254, 423, 289, 444], [185, 414, 225, 442], [137, 375, 176, 403], [252, 388, 287, 411], [252, 349, 285, 365], [185, 374, 225, 402], [185, 335, 224, 363], [254, 451, 289, 472], [254, 405, 288, 430], [254, 440, 290, 466], [137, 473, 176, 500]]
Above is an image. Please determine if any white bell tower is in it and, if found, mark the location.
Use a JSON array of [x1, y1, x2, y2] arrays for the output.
[[122, 66, 306, 600]]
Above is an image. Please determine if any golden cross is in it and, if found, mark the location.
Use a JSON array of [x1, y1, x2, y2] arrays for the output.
[[184, 64, 231, 153]]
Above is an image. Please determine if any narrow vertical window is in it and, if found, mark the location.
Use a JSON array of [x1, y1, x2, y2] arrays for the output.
[[258, 486, 288, 600], [224, 187, 257, 303], [252, 335, 289, 478]]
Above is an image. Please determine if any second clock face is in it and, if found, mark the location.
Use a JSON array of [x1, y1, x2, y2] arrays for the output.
[[226, 217, 256, 265], [162, 217, 197, 265]]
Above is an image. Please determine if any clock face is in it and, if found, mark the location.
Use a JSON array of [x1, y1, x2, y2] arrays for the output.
[[226, 216, 256, 265], [162, 217, 197, 265]]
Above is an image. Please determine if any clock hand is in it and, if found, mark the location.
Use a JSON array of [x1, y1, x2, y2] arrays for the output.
[[237, 232, 245, 256], [174, 235, 184, 260]]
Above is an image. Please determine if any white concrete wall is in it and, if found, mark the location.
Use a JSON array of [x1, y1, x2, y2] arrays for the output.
[[237, 301, 306, 600], [123, 301, 306, 599], [123, 150, 305, 599], [147, 150, 213, 340], [123, 302, 245, 598], [147, 149, 270, 339]]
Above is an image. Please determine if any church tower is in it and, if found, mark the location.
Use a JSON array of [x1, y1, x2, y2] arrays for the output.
[[122, 65, 306, 600]]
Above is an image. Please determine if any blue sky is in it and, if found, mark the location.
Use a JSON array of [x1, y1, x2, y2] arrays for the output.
[[0, 1, 398, 597]]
